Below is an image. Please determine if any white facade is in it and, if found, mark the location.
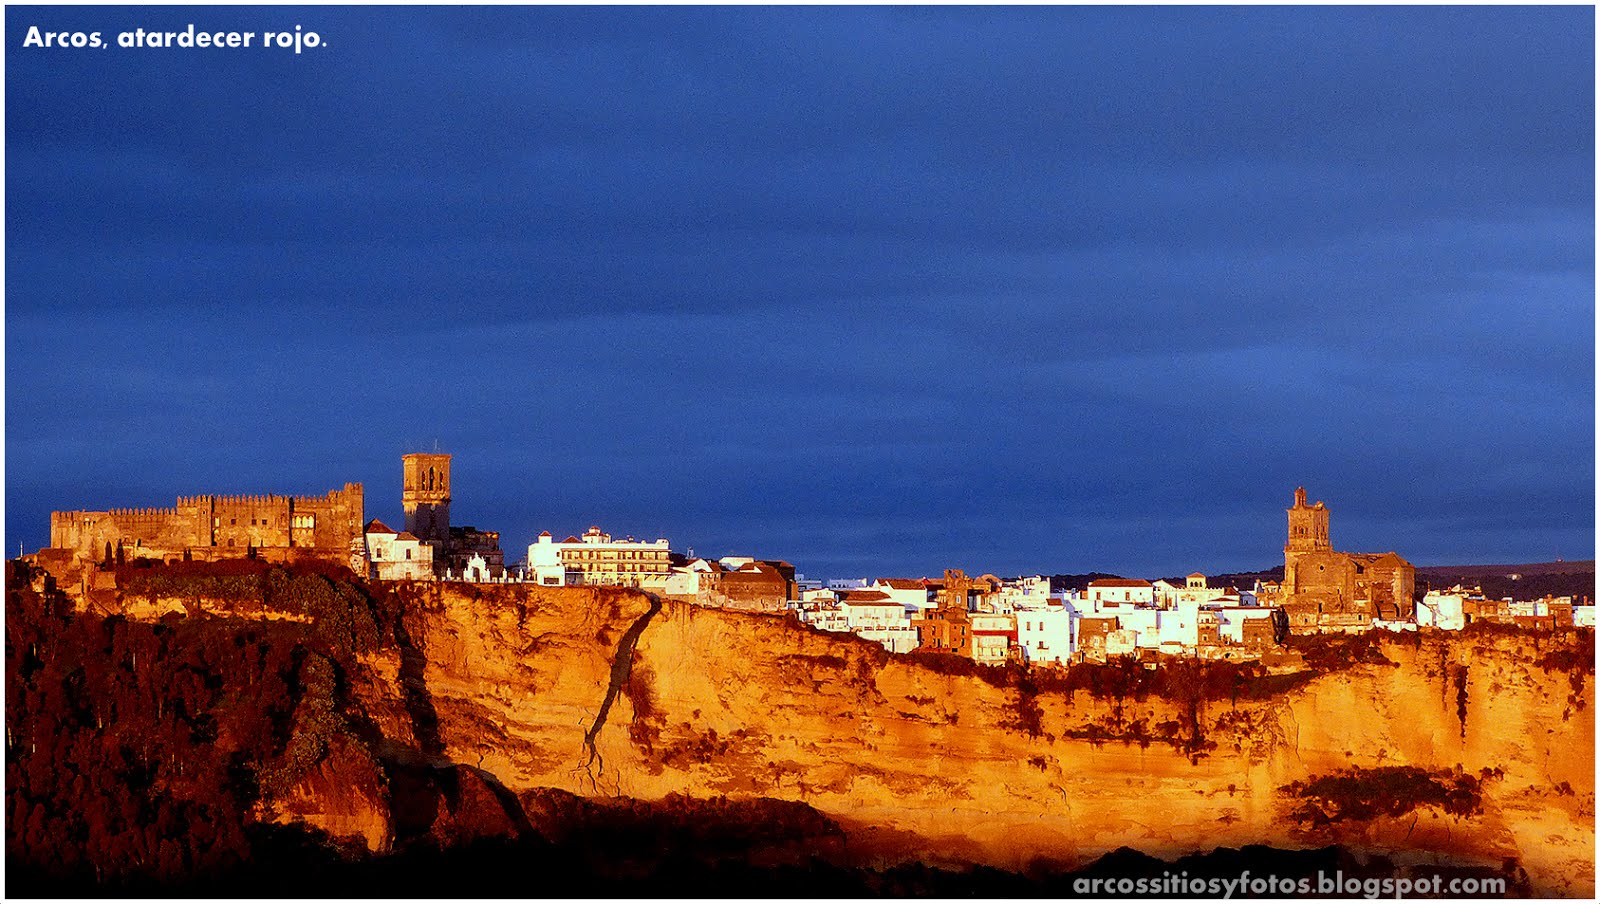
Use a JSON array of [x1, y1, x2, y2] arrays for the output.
[[1116, 605, 1211, 649], [986, 576, 1052, 613], [526, 527, 672, 589], [969, 612, 1016, 665], [1508, 600, 1551, 618], [663, 558, 720, 595], [799, 606, 851, 632], [1574, 605, 1596, 628], [1018, 606, 1077, 665], [869, 578, 934, 610], [1153, 573, 1239, 609], [460, 553, 492, 583], [1416, 591, 1468, 631], [365, 520, 434, 581], [798, 602, 916, 654], [1212, 606, 1278, 644], [840, 599, 910, 631], [1086, 579, 1155, 607]]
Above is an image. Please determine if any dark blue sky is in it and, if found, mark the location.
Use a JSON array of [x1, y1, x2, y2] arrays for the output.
[[6, 6, 1594, 579]]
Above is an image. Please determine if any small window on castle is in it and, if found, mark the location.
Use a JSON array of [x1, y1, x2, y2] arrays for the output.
[[228, 539, 235, 547], [406, 549, 412, 560]]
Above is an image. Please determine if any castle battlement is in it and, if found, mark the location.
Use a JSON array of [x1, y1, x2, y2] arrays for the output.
[[107, 507, 179, 519]]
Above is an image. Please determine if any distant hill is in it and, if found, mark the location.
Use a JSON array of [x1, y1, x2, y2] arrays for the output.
[[1414, 560, 1594, 603], [1047, 572, 1133, 593], [1414, 560, 1594, 579]]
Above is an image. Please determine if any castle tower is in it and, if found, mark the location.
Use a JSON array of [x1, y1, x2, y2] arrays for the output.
[[1285, 486, 1330, 553], [402, 453, 452, 544]]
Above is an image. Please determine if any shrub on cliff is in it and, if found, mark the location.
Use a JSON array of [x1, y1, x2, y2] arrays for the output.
[[1281, 766, 1484, 827], [5, 566, 376, 888], [1285, 631, 1394, 672]]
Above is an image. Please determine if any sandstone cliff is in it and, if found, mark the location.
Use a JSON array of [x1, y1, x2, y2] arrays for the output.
[[8, 564, 1593, 894], [359, 582, 1593, 895]]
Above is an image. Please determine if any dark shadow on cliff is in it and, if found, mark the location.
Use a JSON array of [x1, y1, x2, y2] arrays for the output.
[[392, 603, 445, 762], [581, 593, 664, 788]]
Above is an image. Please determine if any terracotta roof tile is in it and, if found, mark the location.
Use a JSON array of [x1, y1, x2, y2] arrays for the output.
[[1089, 578, 1152, 588]]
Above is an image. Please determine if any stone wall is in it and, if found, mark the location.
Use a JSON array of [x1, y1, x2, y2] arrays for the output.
[[49, 484, 364, 565]]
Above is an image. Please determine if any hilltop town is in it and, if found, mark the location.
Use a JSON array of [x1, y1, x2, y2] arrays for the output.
[[14, 452, 1596, 898], [30, 452, 1595, 670]]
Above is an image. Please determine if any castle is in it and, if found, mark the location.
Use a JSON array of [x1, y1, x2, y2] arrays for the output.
[[45, 452, 505, 581], [50, 484, 366, 566], [1279, 487, 1415, 632]]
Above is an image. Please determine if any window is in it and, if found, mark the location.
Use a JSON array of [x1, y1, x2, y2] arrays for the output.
[[405, 549, 412, 560]]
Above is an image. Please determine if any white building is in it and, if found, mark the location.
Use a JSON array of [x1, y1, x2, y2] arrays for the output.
[[869, 578, 934, 610], [1211, 606, 1279, 644], [526, 526, 672, 589], [1574, 605, 1596, 628], [664, 557, 722, 595], [1416, 590, 1468, 631], [969, 612, 1017, 665], [1018, 605, 1078, 665], [1086, 578, 1155, 607], [841, 593, 918, 654], [1153, 573, 1241, 609], [364, 519, 434, 581], [985, 575, 1053, 612], [798, 593, 918, 654], [799, 605, 851, 633], [839, 592, 911, 630]]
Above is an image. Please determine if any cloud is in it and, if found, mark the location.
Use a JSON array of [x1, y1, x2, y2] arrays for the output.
[[6, 5, 1592, 575]]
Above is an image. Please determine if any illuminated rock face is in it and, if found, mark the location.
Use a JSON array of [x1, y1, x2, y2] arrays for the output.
[[352, 583, 1592, 896]]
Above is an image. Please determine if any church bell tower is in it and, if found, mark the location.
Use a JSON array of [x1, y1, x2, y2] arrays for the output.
[[402, 453, 452, 544], [1286, 486, 1331, 554]]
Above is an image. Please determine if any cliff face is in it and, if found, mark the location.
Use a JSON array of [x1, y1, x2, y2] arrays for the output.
[[8, 565, 1592, 894], [365, 583, 1593, 895]]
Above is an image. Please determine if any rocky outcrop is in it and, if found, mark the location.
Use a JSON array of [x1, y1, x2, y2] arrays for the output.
[[365, 583, 1593, 895], [261, 734, 391, 852], [10, 564, 1592, 894]]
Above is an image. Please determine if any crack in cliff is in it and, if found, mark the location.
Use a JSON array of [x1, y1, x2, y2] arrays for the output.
[[580, 593, 663, 790]]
